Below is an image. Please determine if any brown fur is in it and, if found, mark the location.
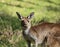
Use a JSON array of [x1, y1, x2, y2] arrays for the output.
[[46, 34, 60, 47]]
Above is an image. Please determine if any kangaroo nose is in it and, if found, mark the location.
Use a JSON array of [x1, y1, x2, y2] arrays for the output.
[[21, 20, 26, 25], [21, 20, 24, 23]]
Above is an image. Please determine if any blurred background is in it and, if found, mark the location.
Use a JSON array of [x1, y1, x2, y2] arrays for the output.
[[0, 0, 60, 47]]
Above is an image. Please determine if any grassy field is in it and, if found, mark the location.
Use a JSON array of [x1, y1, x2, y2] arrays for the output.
[[0, 0, 60, 47]]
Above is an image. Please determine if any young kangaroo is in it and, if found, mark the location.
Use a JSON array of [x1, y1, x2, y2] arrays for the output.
[[16, 12, 60, 47]]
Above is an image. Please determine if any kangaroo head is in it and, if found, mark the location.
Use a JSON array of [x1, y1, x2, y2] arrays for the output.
[[16, 12, 34, 30]]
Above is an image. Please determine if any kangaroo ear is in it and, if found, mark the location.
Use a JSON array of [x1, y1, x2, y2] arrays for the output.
[[27, 12, 34, 19], [16, 12, 22, 19]]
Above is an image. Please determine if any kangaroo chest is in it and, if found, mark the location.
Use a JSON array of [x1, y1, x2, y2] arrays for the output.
[[22, 31, 34, 42]]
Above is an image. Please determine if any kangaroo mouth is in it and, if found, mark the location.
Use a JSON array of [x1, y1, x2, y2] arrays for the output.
[[21, 23, 27, 29], [21, 24, 27, 27], [23, 25, 27, 27], [22, 25, 27, 30]]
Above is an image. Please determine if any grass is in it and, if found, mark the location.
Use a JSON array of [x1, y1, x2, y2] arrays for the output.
[[0, 0, 60, 47]]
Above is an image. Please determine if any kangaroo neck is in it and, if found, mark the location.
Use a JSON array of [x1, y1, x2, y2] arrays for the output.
[[25, 27, 30, 34], [23, 26, 31, 35]]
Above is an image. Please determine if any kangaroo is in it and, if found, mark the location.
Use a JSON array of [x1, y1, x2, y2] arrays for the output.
[[16, 12, 60, 47]]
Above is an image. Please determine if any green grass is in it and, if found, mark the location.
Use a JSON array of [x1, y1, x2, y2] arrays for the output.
[[0, 0, 60, 47]]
